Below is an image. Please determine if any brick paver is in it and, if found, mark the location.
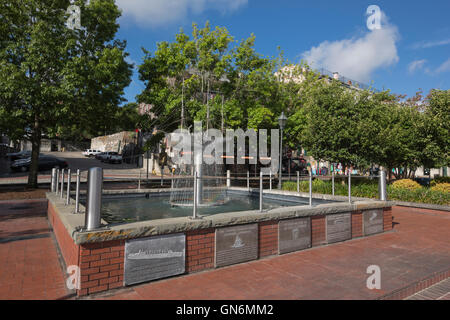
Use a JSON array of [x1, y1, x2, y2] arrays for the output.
[[1, 200, 449, 300], [0, 200, 71, 300], [95, 205, 449, 300], [405, 278, 450, 300]]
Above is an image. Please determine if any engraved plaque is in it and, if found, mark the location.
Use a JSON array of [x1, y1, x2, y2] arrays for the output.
[[327, 213, 351, 244], [279, 218, 311, 254], [363, 209, 383, 236], [215, 224, 258, 268], [124, 233, 185, 286]]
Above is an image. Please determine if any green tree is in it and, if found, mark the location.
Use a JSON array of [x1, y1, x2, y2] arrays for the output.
[[302, 79, 365, 167], [113, 103, 142, 133], [0, 0, 132, 187], [138, 22, 238, 145], [420, 89, 450, 168]]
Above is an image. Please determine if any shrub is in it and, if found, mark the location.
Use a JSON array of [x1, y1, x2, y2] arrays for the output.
[[431, 183, 450, 193], [282, 181, 297, 192], [430, 177, 450, 187], [387, 186, 450, 206], [281, 178, 449, 206], [391, 179, 421, 191]]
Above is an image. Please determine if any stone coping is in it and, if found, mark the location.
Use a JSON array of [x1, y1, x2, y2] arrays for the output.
[[393, 201, 450, 212], [46, 189, 393, 245]]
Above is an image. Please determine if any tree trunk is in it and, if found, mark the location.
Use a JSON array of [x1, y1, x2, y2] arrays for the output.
[[27, 115, 41, 189]]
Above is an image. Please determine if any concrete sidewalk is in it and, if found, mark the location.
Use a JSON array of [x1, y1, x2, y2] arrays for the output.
[[0, 201, 448, 300]]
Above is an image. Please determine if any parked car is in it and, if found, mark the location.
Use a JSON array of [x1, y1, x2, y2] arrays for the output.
[[97, 151, 118, 162], [10, 155, 68, 172], [82, 149, 102, 157], [6, 150, 32, 161], [108, 153, 123, 164], [95, 152, 106, 160]]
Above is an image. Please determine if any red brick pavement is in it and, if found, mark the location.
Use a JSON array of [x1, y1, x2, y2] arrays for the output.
[[96, 205, 449, 300], [0, 199, 71, 300], [0, 200, 449, 300]]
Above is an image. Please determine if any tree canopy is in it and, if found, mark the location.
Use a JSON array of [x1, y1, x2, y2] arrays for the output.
[[0, 0, 132, 187], [136, 21, 449, 177]]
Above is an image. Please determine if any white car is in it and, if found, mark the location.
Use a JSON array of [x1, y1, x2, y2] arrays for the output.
[[83, 149, 102, 157]]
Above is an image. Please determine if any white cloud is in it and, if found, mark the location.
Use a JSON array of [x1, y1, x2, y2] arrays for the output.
[[301, 12, 399, 82], [125, 56, 138, 68], [435, 58, 450, 73], [408, 59, 427, 74], [412, 38, 450, 49], [116, 0, 247, 27]]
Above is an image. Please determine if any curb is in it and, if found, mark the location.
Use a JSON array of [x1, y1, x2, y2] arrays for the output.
[[377, 269, 450, 300], [393, 201, 450, 212]]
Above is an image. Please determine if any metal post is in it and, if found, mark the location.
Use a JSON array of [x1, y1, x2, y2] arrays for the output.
[[66, 169, 71, 205], [379, 170, 387, 201], [348, 170, 352, 203], [56, 169, 60, 194], [171, 171, 174, 189], [226, 170, 230, 187], [194, 151, 202, 205], [247, 170, 250, 190], [192, 171, 198, 219], [309, 170, 313, 206], [259, 171, 263, 212], [297, 171, 300, 193], [278, 128, 283, 189], [50, 168, 53, 191], [146, 150, 149, 181], [51, 168, 57, 192], [138, 171, 141, 190], [161, 169, 163, 187], [269, 170, 272, 190], [60, 169, 65, 199], [85, 167, 103, 231], [75, 169, 80, 213], [332, 165, 335, 196]]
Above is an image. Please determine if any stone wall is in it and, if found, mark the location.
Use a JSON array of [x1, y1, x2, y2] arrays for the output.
[[90, 131, 135, 153], [20, 139, 61, 152]]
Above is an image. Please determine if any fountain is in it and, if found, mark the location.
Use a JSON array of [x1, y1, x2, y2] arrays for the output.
[[93, 128, 341, 224], [169, 133, 228, 208]]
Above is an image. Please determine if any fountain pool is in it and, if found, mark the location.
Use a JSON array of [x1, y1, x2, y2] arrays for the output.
[[83, 191, 340, 224]]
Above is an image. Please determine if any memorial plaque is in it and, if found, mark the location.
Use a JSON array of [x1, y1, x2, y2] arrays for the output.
[[215, 224, 258, 268], [363, 209, 383, 236], [278, 218, 311, 254], [326, 213, 351, 244], [124, 233, 185, 286]]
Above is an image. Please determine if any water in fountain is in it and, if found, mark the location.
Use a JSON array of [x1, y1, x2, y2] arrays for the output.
[[169, 134, 228, 207]]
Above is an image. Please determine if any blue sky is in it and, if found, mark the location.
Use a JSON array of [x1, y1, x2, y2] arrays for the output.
[[114, 0, 450, 104]]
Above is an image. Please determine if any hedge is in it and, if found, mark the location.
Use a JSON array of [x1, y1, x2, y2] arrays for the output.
[[282, 178, 450, 206]]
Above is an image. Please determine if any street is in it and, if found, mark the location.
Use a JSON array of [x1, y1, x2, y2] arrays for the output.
[[0, 151, 145, 183]]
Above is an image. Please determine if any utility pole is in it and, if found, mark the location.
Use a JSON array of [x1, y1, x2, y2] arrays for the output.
[[181, 78, 185, 130]]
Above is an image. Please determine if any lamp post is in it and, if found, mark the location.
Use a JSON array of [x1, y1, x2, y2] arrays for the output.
[[278, 112, 287, 189]]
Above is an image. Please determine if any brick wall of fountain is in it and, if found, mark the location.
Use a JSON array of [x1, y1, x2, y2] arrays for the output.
[[46, 194, 393, 297]]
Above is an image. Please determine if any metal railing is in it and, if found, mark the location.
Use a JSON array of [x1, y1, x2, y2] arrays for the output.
[[49, 167, 388, 229], [50, 167, 103, 231]]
